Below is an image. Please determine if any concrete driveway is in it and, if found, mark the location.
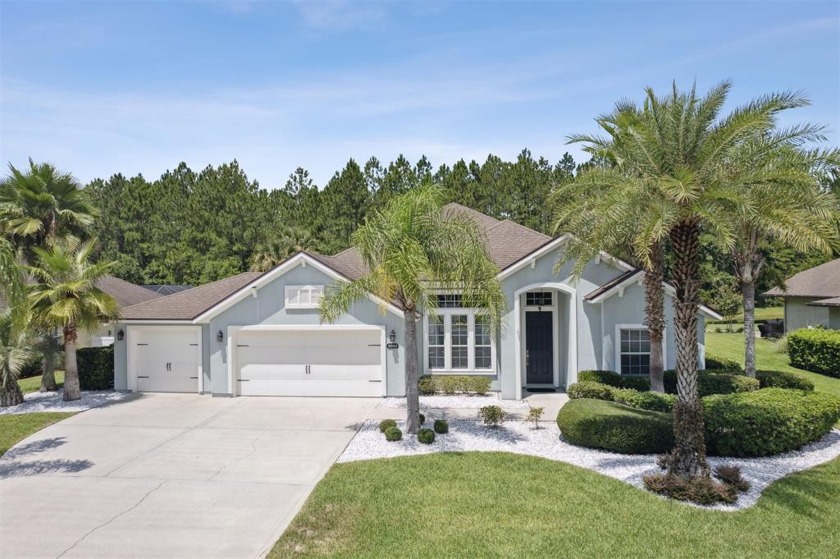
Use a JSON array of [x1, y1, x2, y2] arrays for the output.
[[0, 394, 380, 559]]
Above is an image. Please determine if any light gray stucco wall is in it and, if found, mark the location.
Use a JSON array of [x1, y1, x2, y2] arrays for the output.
[[207, 263, 407, 396], [829, 308, 840, 330], [784, 298, 830, 332]]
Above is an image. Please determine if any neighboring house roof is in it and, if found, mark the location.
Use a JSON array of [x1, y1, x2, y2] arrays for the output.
[[807, 296, 840, 308], [121, 272, 263, 320], [764, 258, 840, 298], [96, 276, 163, 308], [141, 284, 193, 296]]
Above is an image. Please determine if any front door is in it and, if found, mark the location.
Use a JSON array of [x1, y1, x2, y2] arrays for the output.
[[526, 311, 553, 384]]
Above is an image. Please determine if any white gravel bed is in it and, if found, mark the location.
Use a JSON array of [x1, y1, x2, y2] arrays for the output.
[[339, 419, 840, 511], [380, 395, 529, 410], [0, 389, 131, 415]]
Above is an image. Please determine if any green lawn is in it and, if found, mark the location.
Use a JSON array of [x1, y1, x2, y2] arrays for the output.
[[270, 452, 840, 559], [18, 370, 64, 394], [0, 412, 75, 456], [706, 332, 840, 402]]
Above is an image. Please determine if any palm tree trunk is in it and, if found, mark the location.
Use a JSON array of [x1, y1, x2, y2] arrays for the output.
[[0, 376, 24, 407], [404, 309, 420, 434], [665, 221, 709, 479], [742, 281, 757, 377], [644, 243, 666, 393], [39, 333, 58, 392], [63, 324, 81, 401]]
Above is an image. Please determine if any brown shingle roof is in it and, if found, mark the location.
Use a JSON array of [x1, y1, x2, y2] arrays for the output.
[[807, 296, 840, 307], [121, 272, 264, 320], [484, 220, 552, 269], [584, 269, 642, 301], [96, 276, 162, 308], [307, 249, 367, 281], [764, 258, 840, 298], [442, 202, 500, 231]]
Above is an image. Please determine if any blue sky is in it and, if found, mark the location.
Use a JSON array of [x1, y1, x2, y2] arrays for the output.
[[1, 0, 838, 188]]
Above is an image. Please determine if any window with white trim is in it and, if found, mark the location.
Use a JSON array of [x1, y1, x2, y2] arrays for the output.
[[284, 285, 324, 309], [425, 307, 494, 372], [620, 328, 651, 375]]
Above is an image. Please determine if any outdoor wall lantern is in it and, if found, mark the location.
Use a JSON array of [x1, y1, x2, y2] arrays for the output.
[[217, 330, 224, 343], [117, 330, 124, 341], [389, 329, 396, 343]]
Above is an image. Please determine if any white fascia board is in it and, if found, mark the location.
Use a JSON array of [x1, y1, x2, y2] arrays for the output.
[[119, 319, 195, 325], [699, 305, 724, 320], [193, 252, 403, 323]]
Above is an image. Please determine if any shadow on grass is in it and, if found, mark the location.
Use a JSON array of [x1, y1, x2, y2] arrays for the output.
[[0, 458, 94, 478], [758, 463, 840, 519]]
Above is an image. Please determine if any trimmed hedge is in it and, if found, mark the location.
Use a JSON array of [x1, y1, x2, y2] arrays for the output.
[[663, 370, 758, 397], [705, 355, 744, 372], [704, 388, 840, 457], [556, 398, 674, 455], [77, 345, 114, 390], [578, 370, 651, 391], [418, 375, 492, 395], [788, 328, 840, 378], [755, 369, 814, 391], [567, 381, 675, 412]]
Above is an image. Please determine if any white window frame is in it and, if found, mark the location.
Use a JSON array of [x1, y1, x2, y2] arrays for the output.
[[614, 324, 666, 376], [284, 284, 324, 309], [423, 308, 496, 374]]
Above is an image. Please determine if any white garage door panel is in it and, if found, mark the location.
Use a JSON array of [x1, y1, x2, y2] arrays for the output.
[[132, 327, 200, 393], [235, 329, 383, 397]]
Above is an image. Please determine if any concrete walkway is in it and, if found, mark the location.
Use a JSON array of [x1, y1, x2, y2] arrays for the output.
[[0, 394, 379, 559]]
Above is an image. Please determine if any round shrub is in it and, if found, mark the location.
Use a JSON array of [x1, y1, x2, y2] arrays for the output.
[[384, 426, 402, 442], [704, 388, 840, 457], [704, 355, 744, 372], [556, 399, 674, 455], [417, 428, 435, 444], [664, 370, 758, 397], [418, 376, 435, 395], [378, 419, 397, 433], [612, 388, 676, 412], [433, 419, 449, 434], [756, 369, 814, 391], [567, 381, 616, 401], [578, 370, 624, 387]]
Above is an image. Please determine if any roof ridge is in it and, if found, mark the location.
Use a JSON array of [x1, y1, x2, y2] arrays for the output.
[[122, 270, 264, 312], [486, 218, 551, 239]]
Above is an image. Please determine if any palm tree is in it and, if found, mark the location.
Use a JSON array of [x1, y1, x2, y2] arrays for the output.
[[250, 226, 316, 272], [28, 238, 120, 401], [727, 138, 839, 376], [554, 168, 669, 393], [0, 310, 33, 407], [319, 187, 505, 434], [0, 159, 95, 391], [0, 237, 27, 329], [569, 81, 813, 478]]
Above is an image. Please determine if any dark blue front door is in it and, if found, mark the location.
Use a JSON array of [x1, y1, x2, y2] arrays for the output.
[[526, 311, 553, 384]]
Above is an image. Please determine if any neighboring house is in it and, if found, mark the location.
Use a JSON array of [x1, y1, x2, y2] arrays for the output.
[[765, 258, 840, 332], [113, 203, 721, 399], [76, 276, 165, 347]]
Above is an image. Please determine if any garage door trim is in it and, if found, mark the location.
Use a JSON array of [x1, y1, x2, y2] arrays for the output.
[[127, 325, 203, 393], [227, 324, 387, 397]]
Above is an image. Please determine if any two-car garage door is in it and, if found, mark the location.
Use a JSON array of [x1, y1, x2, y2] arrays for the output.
[[234, 328, 384, 397]]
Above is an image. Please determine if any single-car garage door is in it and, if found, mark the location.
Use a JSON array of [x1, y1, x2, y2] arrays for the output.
[[130, 327, 201, 393], [234, 328, 383, 397]]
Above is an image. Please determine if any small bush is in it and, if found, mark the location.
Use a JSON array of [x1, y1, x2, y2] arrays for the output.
[[567, 381, 616, 401], [705, 355, 744, 372], [440, 376, 458, 394], [478, 405, 506, 427], [417, 428, 435, 444], [643, 473, 737, 505], [526, 407, 544, 428], [704, 388, 840, 457], [418, 376, 435, 395], [755, 369, 813, 391], [384, 426, 402, 442], [77, 345, 114, 390], [772, 334, 789, 354], [419, 412, 426, 425], [578, 370, 624, 387], [714, 465, 751, 492], [788, 328, 840, 378], [470, 376, 491, 396], [612, 388, 676, 412], [433, 419, 449, 434], [664, 370, 758, 397], [556, 399, 673, 455], [378, 419, 397, 433]]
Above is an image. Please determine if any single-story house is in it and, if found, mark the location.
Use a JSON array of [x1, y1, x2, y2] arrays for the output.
[[76, 276, 166, 347], [764, 258, 840, 331], [113, 203, 721, 399]]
